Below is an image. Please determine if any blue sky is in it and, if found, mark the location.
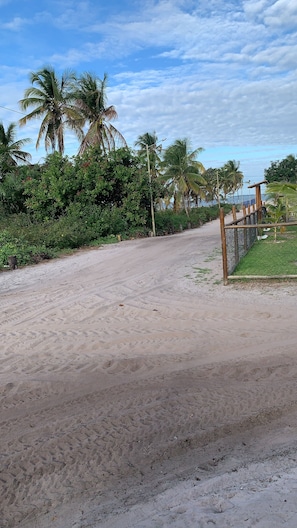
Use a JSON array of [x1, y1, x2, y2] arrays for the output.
[[1, 0, 297, 191]]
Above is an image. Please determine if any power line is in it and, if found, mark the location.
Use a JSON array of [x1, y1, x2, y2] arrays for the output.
[[0, 103, 296, 164], [0, 105, 25, 115]]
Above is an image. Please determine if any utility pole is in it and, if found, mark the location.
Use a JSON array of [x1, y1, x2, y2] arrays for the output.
[[146, 144, 156, 237], [216, 170, 221, 208]]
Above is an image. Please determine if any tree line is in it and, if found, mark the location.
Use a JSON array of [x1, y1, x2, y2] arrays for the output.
[[0, 65, 245, 209], [0, 65, 263, 268], [3, 64, 296, 266]]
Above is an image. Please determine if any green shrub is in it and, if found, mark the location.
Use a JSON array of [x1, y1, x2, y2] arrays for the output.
[[0, 230, 53, 268], [154, 210, 187, 235], [0, 201, 229, 269], [155, 205, 224, 235]]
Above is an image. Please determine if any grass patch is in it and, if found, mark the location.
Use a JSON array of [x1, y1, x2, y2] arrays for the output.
[[193, 267, 211, 275], [204, 247, 221, 262], [233, 226, 297, 276], [193, 267, 212, 283], [184, 266, 212, 284]]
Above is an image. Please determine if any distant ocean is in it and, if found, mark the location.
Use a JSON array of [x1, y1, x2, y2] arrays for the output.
[[200, 194, 267, 207]]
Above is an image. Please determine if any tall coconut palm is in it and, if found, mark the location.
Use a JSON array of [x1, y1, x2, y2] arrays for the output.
[[74, 72, 126, 155], [221, 160, 243, 201], [163, 138, 205, 215], [134, 132, 164, 235], [19, 66, 83, 154], [135, 131, 159, 151], [135, 132, 162, 178], [202, 168, 221, 204], [0, 122, 31, 179]]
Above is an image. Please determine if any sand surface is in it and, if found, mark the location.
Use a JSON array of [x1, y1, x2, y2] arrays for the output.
[[1, 216, 297, 528]]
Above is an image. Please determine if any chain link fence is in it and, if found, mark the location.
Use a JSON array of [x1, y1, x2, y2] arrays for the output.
[[220, 205, 259, 281]]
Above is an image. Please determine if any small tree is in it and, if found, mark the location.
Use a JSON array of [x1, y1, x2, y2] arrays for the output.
[[265, 182, 297, 241], [266, 199, 286, 241]]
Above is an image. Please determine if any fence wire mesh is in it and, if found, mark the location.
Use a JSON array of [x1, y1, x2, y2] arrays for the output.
[[224, 208, 260, 276], [220, 206, 297, 283]]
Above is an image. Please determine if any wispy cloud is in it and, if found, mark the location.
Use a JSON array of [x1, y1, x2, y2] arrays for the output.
[[47, 0, 296, 79], [0, 0, 296, 182], [244, 0, 297, 28], [1, 16, 29, 31], [110, 68, 297, 148], [34, 1, 95, 30]]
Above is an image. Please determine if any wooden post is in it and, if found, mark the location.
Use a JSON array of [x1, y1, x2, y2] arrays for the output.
[[242, 204, 247, 251], [248, 180, 267, 223], [220, 207, 228, 285], [232, 205, 237, 222], [232, 205, 239, 267]]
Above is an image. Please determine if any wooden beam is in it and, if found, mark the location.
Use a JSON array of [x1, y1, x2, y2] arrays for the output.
[[248, 180, 267, 188], [228, 275, 297, 280], [224, 221, 297, 229]]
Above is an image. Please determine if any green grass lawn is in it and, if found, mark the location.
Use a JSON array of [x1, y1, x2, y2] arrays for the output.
[[232, 225, 297, 276]]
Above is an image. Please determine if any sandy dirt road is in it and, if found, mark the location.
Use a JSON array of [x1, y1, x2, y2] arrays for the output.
[[1, 217, 297, 527]]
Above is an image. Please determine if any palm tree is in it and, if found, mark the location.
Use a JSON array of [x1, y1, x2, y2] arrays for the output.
[[266, 181, 297, 223], [135, 132, 162, 179], [221, 160, 243, 202], [203, 168, 221, 205], [19, 66, 83, 154], [135, 132, 164, 235], [0, 122, 31, 179], [162, 138, 205, 215], [74, 72, 126, 154], [266, 198, 286, 242]]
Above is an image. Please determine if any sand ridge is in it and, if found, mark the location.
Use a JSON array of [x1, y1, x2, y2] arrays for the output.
[[1, 216, 297, 527]]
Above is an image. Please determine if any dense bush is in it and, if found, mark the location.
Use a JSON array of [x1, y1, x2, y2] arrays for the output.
[[0, 203, 227, 269], [154, 204, 230, 235], [0, 147, 233, 269], [155, 210, 189, 234]]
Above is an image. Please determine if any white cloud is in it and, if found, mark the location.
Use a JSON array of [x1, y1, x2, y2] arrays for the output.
[[46, 0, 295, 78], [1, 16, 29, 31], [109, 67, 297, 150], [243, 0, 297, 28], [34, 1, 94, 30], [264, 0, 297, 28], [50, 47, 95, 68], [243, 0, 272, 21], [250, 43, 297, 70], [1, 0, 296, 179]]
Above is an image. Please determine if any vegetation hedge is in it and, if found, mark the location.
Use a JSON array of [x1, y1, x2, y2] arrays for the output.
[[155, 204, 230, 235], [0, 149, 233, 270], [0, 204, 230, 270]]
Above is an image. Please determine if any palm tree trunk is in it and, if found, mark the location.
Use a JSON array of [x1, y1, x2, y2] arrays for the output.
[[183, 194, 190, 217]]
